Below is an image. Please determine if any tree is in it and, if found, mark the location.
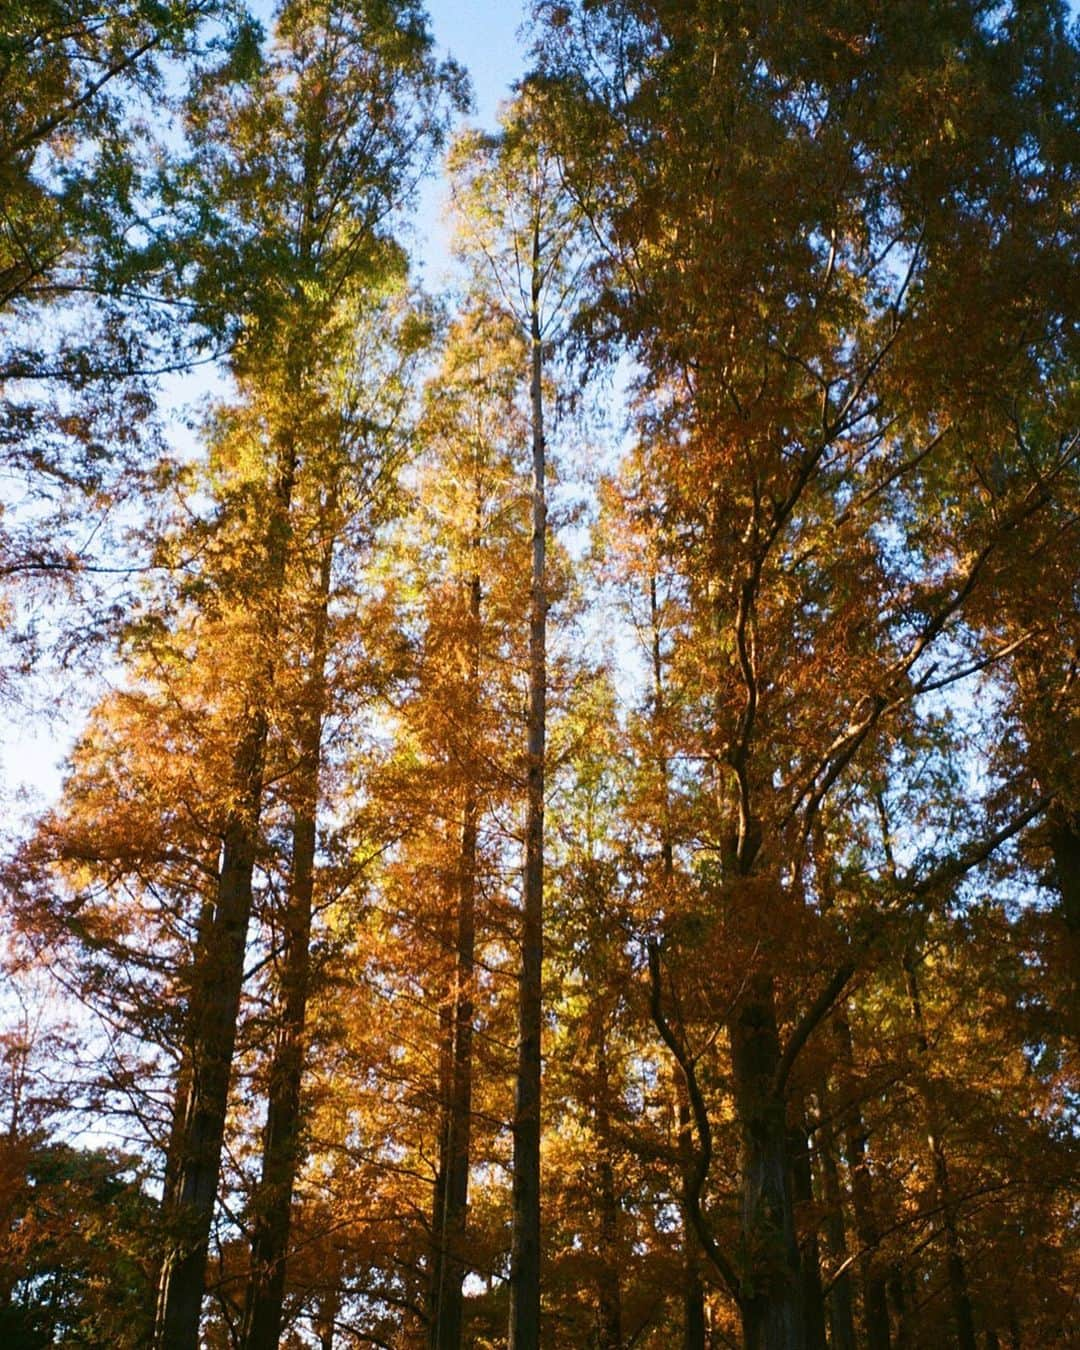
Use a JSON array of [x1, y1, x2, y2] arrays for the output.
[[240, 284, 433, 1350], [2, 2, 1079, 1345], [149, 5, 462, 1342], [0, 1, 246, 677], [411, 302, 532, 1349], [449, 87, 587, 1350], [536, 2, 1079, 1344]]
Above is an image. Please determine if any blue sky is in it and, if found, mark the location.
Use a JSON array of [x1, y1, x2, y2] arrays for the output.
[[414, 0, 529, 281], [427, 0, 527, 126]]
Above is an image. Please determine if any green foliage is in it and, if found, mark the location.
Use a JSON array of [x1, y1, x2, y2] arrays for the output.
[[0, 1140, 155, 1348]]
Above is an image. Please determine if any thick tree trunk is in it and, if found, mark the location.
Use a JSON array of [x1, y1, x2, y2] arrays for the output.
[[430, 921, 454, 1338], [242, 527, 332, 1350], [509, 223, 546, 1350], [153, 896, 213, 1301], [888, 1266, 913, 1350], [1048, 805, 1080, 1039], [728, 972, 803, 1350], [241, 796, 315, 1350], [154, 438, 297, 1350], [154, 715, 268, 1348]]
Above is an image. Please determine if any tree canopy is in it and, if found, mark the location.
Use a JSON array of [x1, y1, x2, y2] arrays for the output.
[[1, 2, 1077, 1347]]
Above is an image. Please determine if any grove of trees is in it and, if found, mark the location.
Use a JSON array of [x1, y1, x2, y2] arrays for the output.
[[1, 2, 1077, 1348]]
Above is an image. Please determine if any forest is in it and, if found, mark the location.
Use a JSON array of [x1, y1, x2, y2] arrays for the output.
[[0, 2, 1077, 1348]]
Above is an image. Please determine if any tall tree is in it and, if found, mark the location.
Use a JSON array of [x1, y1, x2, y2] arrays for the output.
[[143, 5, 463, 1341], [413, 303, 531, 1349], [537, 2, 1079, 1345], [240, 286, 431, 1349], [449, 87, 586, 1350]]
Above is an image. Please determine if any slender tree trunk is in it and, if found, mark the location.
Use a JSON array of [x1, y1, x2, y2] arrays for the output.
[[816, 1103, 857, 1350], [593, 1036, 623, 1350], [903, 954, 976, 1350], [430, 566, 481, 1350], [154, 437, 297, 1349], [242, 523, 333, 1350], [677, 1084, 707, 1350], [728, 973, 803, 1350], [791, 1114, 827, 1350], [314, 1238, 342, 1350], [509, 216, 546, 1350], [649, 575, 706, 1350], [835, 1011, 891, 1350]]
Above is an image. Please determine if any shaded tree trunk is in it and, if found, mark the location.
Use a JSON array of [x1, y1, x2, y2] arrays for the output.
[[903, 954, 976, 1350], [242, 522, 333, 1350], [593, 1035, 623, 1350], [509, 214, 547, 1350], [888, 1266, 913, 1350], [833, 1011, 891, 1350], [154, 713, 269, 1348], [1048, 805, 1080, 1040], [790, 1113, 827, 1350], [430, 568, 481, 1350], [314, 1239, 342, 1350], [816, 1104, 857, 1350], [677, 1083, 707, 1350], [154, 435, 297, 1349], [649, 574, 708, 1350], [728, 972, 803, 1350]]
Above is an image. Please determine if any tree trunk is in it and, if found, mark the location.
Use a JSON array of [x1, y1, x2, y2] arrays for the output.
[[648, 573, 707, 1349], [834, 1012, 890, 1350], [1048, 805, 1080, 1040], [242, 523, 333, 1350], [677, 1083, 707, 1350], [815, 1104, 856, 1350], [593, 1036, 623, 1350], [790, 1114, 827, 1350], [903, 954, 976, 1350], [888, 1266, 913, 1350], [509, 216, 546, 1350], [154, 436, 297, 1350], [845, 1108, 891, 1348], [430, 566, 480, 1350], [728, 972, 803, 1350], [154, 714, 268, 1349], [314, 1238, 342, 1350], [430, 920, 454, 1339]]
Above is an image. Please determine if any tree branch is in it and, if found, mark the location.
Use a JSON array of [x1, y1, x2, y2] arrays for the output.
[[646, 938, 743, 1303]]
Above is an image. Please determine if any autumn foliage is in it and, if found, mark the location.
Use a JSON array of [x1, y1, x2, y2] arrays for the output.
[[0, 2, 1077, 1348]]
